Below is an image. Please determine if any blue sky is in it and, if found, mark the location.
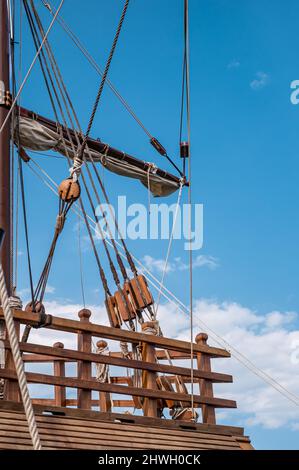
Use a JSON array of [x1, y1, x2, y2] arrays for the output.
[[13, 0, 299, 449]]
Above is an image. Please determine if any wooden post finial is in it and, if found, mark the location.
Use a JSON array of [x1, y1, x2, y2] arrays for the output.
[[78, 308, 91, 320], [195, 332, 208, 344], [96, 340, 108, 350]]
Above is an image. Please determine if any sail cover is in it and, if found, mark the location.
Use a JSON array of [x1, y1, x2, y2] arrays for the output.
[[15, 113, 182, 197]]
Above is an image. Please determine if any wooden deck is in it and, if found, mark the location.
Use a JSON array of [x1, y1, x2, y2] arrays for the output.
[[0, 401, 253, 450]]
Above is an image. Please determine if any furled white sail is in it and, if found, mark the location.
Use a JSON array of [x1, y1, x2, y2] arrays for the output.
[[16, 116, 181, 197]]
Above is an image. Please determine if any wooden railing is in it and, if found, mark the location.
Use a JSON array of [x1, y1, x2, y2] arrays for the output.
[[0, 307, 235, 425]]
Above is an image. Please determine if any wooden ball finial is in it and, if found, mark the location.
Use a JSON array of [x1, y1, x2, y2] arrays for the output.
[[58, 178, 81, 202], [195, 332, 208, 344], [78, 308, 91, 319], [96, 340, 108, 349]]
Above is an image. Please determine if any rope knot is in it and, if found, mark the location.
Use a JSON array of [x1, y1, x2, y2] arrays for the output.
[[141, 320, 160, 336], [55, 214, 66, 234], [95, 340, 110, 383], [69, 153, 83, 182]]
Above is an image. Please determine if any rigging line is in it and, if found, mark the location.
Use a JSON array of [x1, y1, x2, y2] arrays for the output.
[[26, 162, 299, 406], [78, 0, 130, 158], [43, 0, 151, 139], [183, 0, 194, 418], [23, 0, 61, 123], [77, 215, 86, 308], [24, 5, 107, 303], [154, 182, 183, 315], [10, 6, 16, 293], [30, 3, 134, 291], [179, 41, 187, 177], [43, 1, 183, 179], [0, 0, 64, 135], [13, 0, 23, 289], [18, 156, 35, 311]]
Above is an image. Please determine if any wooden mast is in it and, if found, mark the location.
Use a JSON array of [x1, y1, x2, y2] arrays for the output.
[[0, 0, 11, 295]]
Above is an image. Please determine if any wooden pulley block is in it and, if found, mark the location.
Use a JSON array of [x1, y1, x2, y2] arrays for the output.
[[123, 281, 139, 312], [172, 408, 198, 422], [129, 275, 154, 310], [25, 301, 45, 314], [105, 295, 122, 328], [58, 177, 81, 202], [114, 289, 136, 323], [156, 376, 179, 409]]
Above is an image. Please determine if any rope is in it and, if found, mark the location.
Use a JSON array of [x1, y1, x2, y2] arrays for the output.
[[182, 0, 195, 419], [0, 256, 41, 449], [43, 0, 152, 139], [77, 215, 86, 308], [154, 181, 183, 315], [95, 344, 110, 383], [0, 0, 64, 135], [76, 0, 130, 164]]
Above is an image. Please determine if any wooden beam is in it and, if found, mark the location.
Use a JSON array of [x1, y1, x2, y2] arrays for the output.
[[0, 308, 230, 358], [32, 399, 135, 408], [0, 369, 237, 409], [5, 341, 233, 383]]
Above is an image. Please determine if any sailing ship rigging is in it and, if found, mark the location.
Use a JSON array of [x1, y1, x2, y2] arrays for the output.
[[0, 0, 256, 451]]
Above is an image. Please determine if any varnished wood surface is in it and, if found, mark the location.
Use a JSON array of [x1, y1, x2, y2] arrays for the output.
[[0, 369, 237, 409], [0, 308, 230, 358], [0, 403, 253, 450]]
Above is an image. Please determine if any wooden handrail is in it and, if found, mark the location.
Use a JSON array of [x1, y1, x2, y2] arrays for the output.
[[0, 308, 230, 358], [0, 369, 237, 409], [4, 342, 233, 383]]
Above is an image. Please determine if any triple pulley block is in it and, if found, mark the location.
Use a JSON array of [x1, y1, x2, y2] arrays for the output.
[[106, 274, 154, 328]]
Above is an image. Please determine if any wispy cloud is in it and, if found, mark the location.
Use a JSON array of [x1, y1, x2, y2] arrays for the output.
[[250, 71, 269, 90], [227, 59, 240, 69], [142, 254, 219, 274], [45, 284, 56, 294]]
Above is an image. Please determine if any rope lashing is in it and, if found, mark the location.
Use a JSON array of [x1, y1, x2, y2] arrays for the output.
[[120, 341, 131, 358], [0, 230, 42, 450], [141, 320, 160, 336], [95, 340, 110, 383], [69, 153, 83, 182]]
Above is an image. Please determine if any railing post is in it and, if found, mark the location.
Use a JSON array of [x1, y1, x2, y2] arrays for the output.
[[96, 340, 111, 412], [77, 308, 92, 410], [53, 342, 66, 407], [4, 319, 20, 401], [195, 332, 216, 424], [141, 321, 158, 418]]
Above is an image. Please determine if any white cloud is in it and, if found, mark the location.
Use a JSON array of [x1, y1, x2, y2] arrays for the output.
[[142, 254, 219, 274], [227, 59, 240, 69], [250, 71, 269, 90], [45, 285, 56, 294], [157, 299, 299, 431]]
